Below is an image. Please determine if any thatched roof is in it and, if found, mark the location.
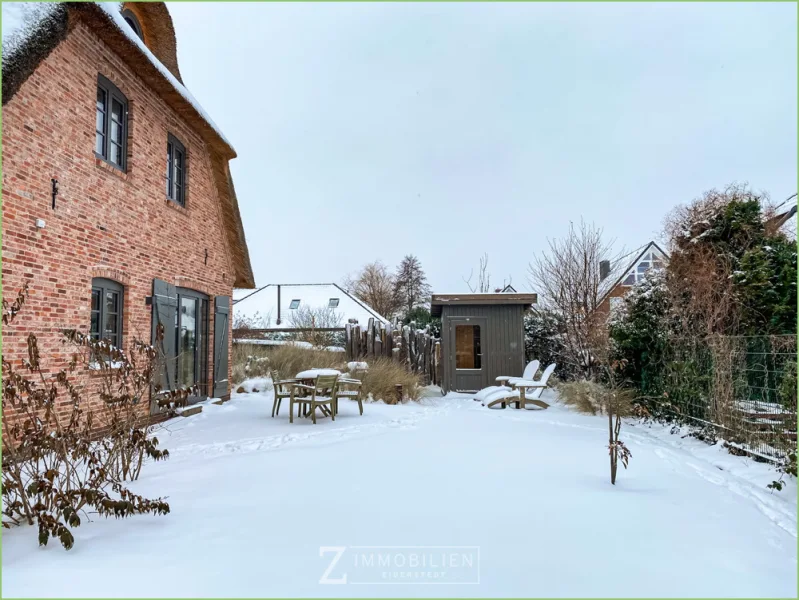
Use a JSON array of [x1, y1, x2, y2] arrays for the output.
[[2, 2, 255, 289]]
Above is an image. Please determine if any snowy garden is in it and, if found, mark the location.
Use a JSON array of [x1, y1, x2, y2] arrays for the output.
[[2, 381, 797, 597], [3, 185, 798, 598]]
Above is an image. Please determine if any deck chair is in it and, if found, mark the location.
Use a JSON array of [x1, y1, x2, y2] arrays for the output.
[[290, 374, 338, 424], [496, 360, 539, 387], [474, 386, 509, 403], [336, 377, 364, 415], [482, 387, 522, 409], [509, 363, 556, 409], [270, 370, 299, 418]]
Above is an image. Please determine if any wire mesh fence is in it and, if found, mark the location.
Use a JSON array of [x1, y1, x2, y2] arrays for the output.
[[661, 334, 796, 460]]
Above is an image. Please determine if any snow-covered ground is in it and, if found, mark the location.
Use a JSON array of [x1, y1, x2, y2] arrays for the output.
[[2, 388, 796, 598]]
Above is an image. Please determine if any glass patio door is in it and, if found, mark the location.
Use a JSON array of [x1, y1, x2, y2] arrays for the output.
[[175, 288, 209, 401]]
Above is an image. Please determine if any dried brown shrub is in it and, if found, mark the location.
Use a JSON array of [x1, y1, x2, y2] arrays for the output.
[[1, 285, 191, 550]]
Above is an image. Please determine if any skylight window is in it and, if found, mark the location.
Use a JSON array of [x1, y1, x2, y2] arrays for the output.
[[289, 299, 300, 310], [329, 298, 340, 308]]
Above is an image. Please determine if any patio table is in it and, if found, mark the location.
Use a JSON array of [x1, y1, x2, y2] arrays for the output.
[[293, 369, 342, 418]]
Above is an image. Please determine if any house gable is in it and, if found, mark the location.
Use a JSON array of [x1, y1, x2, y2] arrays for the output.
[[233, 284, 389, 329], [597, 241, 669, 308]]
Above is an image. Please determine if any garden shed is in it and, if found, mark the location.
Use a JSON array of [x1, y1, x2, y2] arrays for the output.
[[431, 293, 537, 393]]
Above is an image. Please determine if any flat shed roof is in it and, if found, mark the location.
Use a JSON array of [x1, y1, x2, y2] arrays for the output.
[[430, 293, 537, 317]]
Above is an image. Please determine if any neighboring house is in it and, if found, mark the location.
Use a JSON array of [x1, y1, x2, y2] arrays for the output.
[[233, 284, 388, 331], [494, 284, 517, 293], [596, 241, 669, 315], [1, 3, 254, 416]]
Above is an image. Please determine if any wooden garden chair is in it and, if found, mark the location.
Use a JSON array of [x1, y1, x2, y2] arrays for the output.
[[495, 360, 539, 387], [270, 369, 299, 418], [336, 377, 364, 416], [509, 363, 556, 409], [290, 374, 338, 424]]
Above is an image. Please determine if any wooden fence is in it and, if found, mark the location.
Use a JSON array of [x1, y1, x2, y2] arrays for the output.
[[345, 319, 442, 386]]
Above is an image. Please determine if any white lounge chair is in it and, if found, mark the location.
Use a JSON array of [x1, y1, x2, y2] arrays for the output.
[[474, 386, 509, 403], [481, 387, 522, 410], [508, 363, 557, 409], [496, 360, 539, 387]]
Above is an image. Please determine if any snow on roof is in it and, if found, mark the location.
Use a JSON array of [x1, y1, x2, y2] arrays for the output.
[[99, 3, 233, 150], [2, 3, 61, 48], [233, 284, 389, 329], [1, 2, 233, 151]]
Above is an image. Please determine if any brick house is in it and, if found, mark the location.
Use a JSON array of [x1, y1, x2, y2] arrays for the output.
[[596, 241, 669, 316], [1, 2, 254, 419]]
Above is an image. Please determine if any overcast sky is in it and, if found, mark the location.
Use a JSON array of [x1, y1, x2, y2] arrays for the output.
[[168, 2, 797, 294]]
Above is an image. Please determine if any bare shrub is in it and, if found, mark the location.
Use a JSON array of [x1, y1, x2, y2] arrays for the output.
[[233, 310, 272, 330], [286, 305, 343, 347], [528, 220, 624, 380], [1, 285, 189, 550], [558, 376, 635, 485]]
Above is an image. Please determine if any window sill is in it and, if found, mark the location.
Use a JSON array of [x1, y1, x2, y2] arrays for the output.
[[165, 198, 188, 215], [95, 157, 128, 181], [89, 360, 125, 371]]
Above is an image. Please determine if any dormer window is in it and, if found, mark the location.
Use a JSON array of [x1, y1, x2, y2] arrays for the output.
[[289, 299, 301, 310], [121, 8, 144, 42]]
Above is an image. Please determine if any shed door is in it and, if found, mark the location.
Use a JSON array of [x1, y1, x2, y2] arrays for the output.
[[449, 317, 487, 392]]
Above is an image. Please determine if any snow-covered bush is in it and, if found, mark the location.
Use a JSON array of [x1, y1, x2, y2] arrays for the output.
[[609, 269, 671, 409], [523, 308, 568, 376], [665, 184, 797, 337]]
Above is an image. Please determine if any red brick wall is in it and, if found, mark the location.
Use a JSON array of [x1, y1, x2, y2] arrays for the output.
[[2, 22, 235, 423], [596, 283, 629, 317]]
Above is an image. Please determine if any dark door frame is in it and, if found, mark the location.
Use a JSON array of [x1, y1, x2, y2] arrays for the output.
[[175, 287, 209, 404], [448, 316, 488, 392]]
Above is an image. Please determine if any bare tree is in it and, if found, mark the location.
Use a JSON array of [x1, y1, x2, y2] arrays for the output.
[[394, 255, 432, 317], [527, 220, 623, 379], [343, 261, 400, 319], [232, 310, 272, 331], [287, 305, 343, 347], [463, 253, 491, 293]]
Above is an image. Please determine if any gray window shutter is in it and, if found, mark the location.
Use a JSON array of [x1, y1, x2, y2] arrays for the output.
[[152, 278, 177, 392], [213, 295, 230, 398]]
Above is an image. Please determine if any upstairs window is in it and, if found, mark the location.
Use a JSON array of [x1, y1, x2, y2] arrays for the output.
[[96, 75, 128, 171], [328, 298, 340, 308], [622, 251, 665, 286], [121, 8, 144, 41], [166, 134, 186, 206], [90, 278, 124, 350], [289, 299, 301, 310]]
